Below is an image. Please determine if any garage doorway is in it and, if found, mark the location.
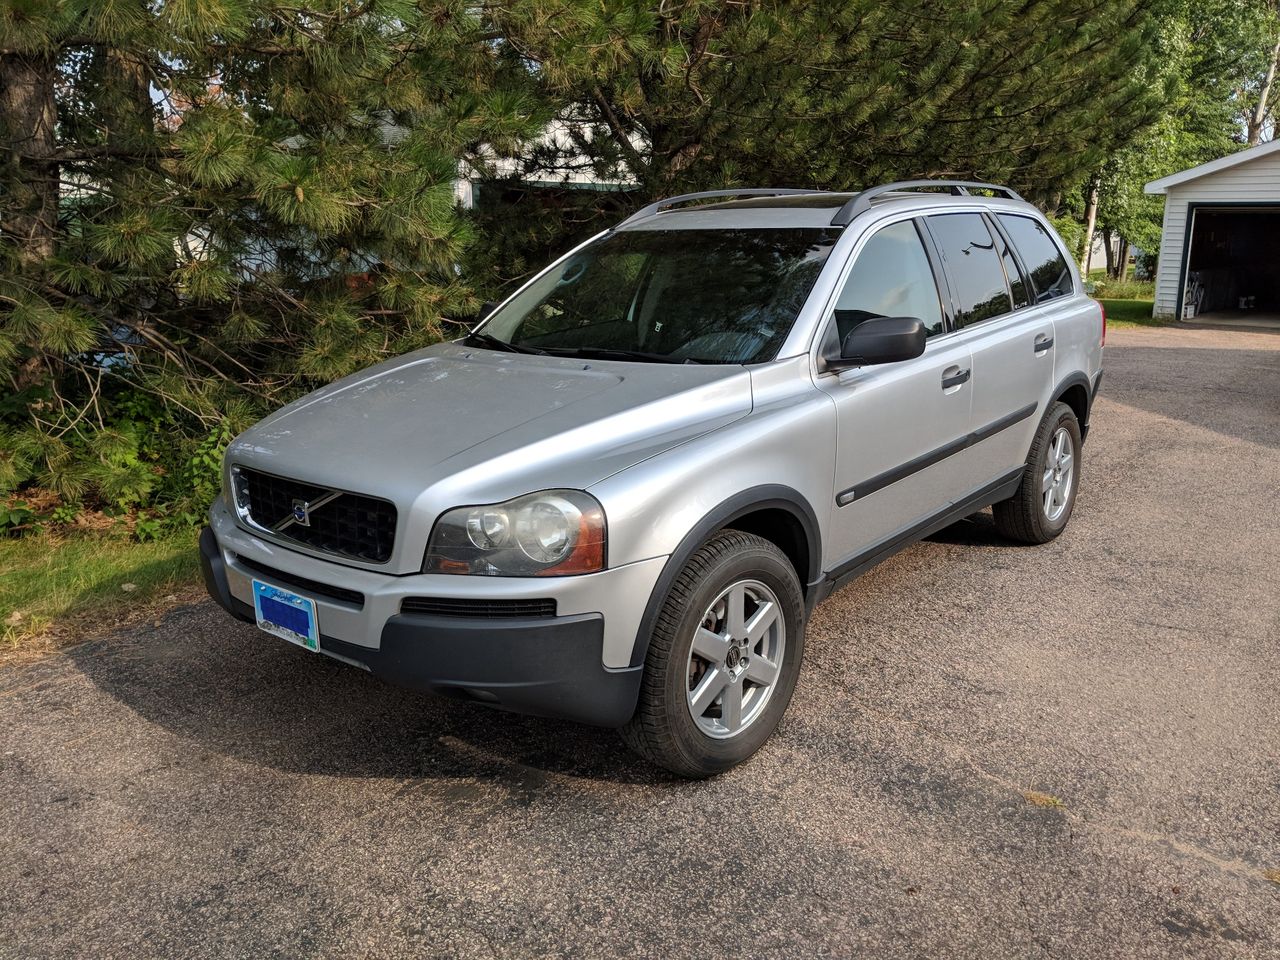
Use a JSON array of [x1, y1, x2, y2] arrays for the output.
[[1182, 205, 1280, 326]]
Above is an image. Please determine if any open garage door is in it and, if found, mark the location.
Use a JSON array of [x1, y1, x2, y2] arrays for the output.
[[1183, 206, 1280, 323]]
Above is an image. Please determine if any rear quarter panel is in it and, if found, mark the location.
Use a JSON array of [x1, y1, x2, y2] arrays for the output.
[[1053, 295, 1105, 397]]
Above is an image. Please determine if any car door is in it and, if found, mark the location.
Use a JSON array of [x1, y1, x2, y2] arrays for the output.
[[923, 211, 1053, 483], [815, 217, 974, 568]]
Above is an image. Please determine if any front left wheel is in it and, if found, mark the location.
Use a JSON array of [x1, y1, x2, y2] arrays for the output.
[[621, 530, 806, 779]]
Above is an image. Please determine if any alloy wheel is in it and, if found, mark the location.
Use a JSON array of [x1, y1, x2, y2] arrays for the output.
[[685, 579, 786, 739], [1042, 425, 1075, 522]]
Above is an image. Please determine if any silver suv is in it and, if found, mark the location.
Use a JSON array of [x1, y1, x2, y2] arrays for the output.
[[200, 181, 1104, 777]]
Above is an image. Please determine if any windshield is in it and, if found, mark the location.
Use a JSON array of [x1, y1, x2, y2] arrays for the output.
[[471, 227, 840, 364]]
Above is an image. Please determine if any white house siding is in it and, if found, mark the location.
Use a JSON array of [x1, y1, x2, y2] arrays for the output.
[[1152, 150, 1280, 317]]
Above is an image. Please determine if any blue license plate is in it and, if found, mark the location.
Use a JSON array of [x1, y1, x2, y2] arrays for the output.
[[252, 580, 319, 652]]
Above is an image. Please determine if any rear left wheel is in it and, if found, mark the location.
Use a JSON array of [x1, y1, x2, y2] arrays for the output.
[[993, 400, 1082, 544]]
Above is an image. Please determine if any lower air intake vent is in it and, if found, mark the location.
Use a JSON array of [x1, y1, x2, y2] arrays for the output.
[[400, 597, 558, 619]]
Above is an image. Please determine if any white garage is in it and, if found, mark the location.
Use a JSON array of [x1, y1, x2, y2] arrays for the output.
[[1145, 140, 1280, 324]]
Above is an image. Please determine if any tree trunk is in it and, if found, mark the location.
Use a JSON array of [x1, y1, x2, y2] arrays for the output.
[[0, 51, 59, 267], [1102, 227, 1116, 279], [106, 48, 153, 147], [1115, 237, 1129, 280], [1248, 35, 1280, 147], [1081, 176, 1099, 274]]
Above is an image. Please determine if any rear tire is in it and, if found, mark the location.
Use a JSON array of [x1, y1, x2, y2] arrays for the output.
[[621, 530, 805, 779], [993, 401, 1082, 544]]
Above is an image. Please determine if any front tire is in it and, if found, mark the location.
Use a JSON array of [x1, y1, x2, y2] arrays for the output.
[[993, 401, 1082, 544], [621, 530, 806, 778]]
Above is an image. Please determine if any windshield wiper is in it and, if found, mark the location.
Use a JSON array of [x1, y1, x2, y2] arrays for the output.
[[466, 336, 717, 364], [463, 331, 547, 355], [540, 346, 688, 364]]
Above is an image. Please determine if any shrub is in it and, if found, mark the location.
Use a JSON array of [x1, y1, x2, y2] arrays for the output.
[[0, 500, 38, 537], [1092, 276, 1155, 300]]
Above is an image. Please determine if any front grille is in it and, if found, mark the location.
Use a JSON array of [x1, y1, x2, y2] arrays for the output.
[[234, 555, 365, 608], [233, 466, 397, 564], [400, 597, 558, 619]]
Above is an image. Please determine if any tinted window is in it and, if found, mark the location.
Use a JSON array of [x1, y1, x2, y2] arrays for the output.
[[926, 213, 1012, 328], [477, 228, 839, 364], [833, 220, 944, 339], [996, 223, 1031, 309], [998, 214, 1074, 302]]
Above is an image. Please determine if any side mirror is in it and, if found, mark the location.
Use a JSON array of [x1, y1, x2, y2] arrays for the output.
[[829, 316, 927, 369], [475, 300, 498, 324]]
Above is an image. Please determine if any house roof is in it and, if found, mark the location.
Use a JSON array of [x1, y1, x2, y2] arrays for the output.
[[1144, 139, 1280, 194]]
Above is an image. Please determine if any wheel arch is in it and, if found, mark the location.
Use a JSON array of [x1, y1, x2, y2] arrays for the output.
[[1052, 372, 1093, 440], [627, 485, 821, 669]]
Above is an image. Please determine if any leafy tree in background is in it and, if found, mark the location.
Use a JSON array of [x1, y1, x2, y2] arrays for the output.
[[1244, 0, 1280, 145], [466, 0, 1169, 293], [1083, 0, 1280, 277], [0, 0, 539, 509]]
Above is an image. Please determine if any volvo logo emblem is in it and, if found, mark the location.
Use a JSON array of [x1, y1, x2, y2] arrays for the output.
[[271, 489, 342, 534]]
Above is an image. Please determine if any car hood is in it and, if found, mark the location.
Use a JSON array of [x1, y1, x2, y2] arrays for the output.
[[226, 342, 752, 569]]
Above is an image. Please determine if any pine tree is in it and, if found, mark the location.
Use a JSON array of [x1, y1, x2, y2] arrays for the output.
[[1, 1, 539, 506], [465, 0, 1172, 294], [493, 1, 1178, 197]]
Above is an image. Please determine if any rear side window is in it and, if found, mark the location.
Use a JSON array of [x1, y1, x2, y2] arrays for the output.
[[925, 213, 1012, 328], [833, 220, 944, 339], [997, 214, 1074, 303], [995, 223, 1031, 309]]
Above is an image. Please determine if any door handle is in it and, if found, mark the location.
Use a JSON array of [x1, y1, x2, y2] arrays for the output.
[[1034, 335, 1054, 352], [941, 368, 970, 389]]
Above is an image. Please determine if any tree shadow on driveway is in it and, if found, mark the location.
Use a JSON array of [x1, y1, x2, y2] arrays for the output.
[[66, 603, 668, 788], [1099, 343, 1280, 450]]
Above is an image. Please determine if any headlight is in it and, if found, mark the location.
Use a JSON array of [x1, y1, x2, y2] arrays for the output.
[[423, 490, 606, 576]]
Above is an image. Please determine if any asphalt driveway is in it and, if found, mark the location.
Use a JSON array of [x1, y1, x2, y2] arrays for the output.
[[2, 325, 1278, 959]]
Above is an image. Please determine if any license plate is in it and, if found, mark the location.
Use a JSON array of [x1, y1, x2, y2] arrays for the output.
[[252, 579, 319, 652]]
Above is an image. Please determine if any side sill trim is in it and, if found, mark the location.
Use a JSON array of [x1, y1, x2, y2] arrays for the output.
[[812, 468, 1024, 608], [836, 402, 1037, 506]]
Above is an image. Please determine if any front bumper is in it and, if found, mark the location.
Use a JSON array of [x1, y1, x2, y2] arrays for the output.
[[200, 509, 658, 727]]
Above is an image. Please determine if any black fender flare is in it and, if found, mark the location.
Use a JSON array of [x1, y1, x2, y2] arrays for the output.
[[627, 484, 822, 668], [1050, 370, 1095, 437]]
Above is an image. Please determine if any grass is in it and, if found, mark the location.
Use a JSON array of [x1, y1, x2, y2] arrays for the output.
[[1092, 277, 1155, 300], [1098, 298, 1166, 329], [0, 529, 201, 653], [1022, 790, 1066, 809], [1086, 266, 1155, 302], [1084, 261, 1166, 329]]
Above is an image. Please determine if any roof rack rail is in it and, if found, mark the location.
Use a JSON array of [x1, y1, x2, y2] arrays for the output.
[[831, 180, 1023, 226], [617, 188, 832, 228]]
